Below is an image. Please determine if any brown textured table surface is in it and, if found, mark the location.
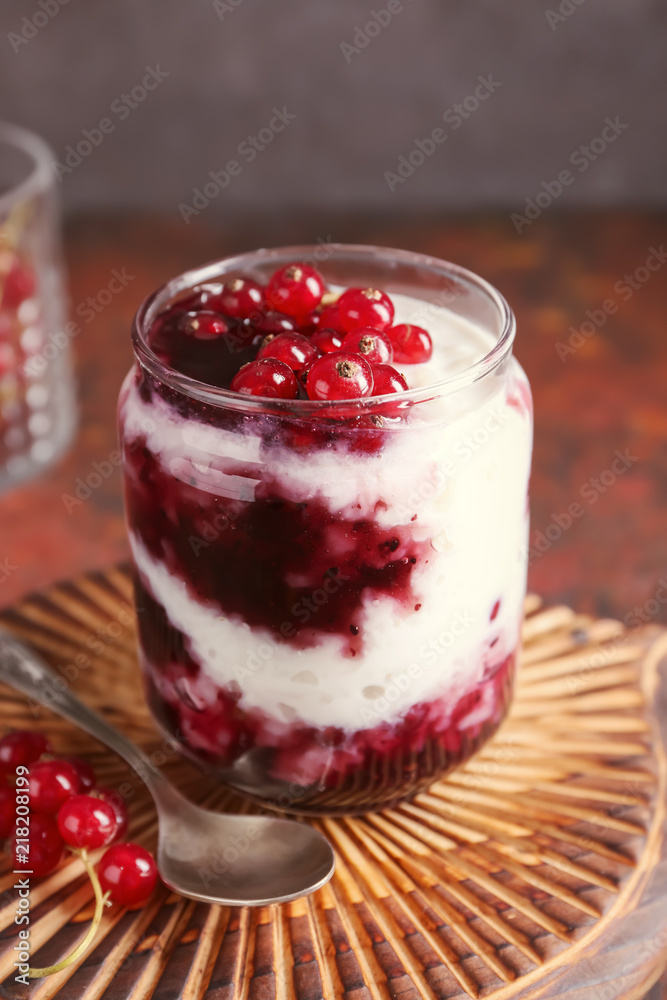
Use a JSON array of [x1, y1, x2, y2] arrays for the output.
[[0, 210, 665, 629]]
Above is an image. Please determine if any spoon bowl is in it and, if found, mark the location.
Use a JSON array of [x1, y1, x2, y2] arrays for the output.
[[0, 629, 335, 906], [157, 795, 334, 905]]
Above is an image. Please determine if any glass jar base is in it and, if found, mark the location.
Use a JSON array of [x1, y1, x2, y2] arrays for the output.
[[144, 660, 514, 817]]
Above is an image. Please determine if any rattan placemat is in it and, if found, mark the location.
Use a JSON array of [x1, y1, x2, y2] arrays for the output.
[[0, 568, 666, 1000]]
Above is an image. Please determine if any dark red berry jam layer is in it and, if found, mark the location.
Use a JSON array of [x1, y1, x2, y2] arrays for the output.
[[124, 423, 431, 650], [136, 579, 515, 814], [135, 369, 394, 457]]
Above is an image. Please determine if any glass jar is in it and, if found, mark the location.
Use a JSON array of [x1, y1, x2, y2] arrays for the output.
[[0, 122, 75, 490], [119, 245, 533, 814]]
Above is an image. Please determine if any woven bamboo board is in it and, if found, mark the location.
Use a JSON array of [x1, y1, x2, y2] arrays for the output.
[[0, 567, 666, 1000]]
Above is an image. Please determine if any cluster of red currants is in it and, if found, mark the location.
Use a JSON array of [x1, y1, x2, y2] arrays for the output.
[[155, 262, 434, 401], [0, 728, 157, 909]]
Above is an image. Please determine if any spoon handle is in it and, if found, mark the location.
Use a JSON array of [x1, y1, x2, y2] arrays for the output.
[[0, 627, 171, 794]]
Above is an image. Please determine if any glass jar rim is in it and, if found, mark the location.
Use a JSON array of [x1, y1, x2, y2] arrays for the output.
[[0, 121, 55, 215], [131, 243, 516, 411]]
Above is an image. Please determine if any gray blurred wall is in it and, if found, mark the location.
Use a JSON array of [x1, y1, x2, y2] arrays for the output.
[[1, 0, 665, 215]]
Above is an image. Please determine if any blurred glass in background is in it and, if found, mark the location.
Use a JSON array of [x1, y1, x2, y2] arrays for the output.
[[0, 122, 76, 491]]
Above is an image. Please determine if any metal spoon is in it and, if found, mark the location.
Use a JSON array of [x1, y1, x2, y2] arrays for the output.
[[0, 629, 335, 906]]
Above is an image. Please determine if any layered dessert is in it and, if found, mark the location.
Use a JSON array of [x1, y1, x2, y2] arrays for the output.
[[119, 248, 532, 813]]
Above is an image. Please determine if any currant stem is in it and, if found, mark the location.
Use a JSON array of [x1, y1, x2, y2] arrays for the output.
[[29, 848, 110, 979]]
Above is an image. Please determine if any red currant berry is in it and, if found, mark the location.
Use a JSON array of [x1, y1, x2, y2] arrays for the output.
[[337, 287, 394, 333], [371, 363, 409, 395], [98, 843, 158, 908], [13, 813, 63, 877], [0, 729, 50, 769], [216, 276, 265, 319], [176, 282, 224, 312], [96, 786, 129, 841], [315, 302, 344, 332], [0, 782, 13, 838], [311, 327, 343, 354], [2, 260, 36, 310], [340, 327, 393, 365], [250, 311, 296, 337], [177, 310, 229, 340], [231, 358, 298, 399], [306, 351, 374, 401], [63, 756, 96, 794], [57, 794, 118, 849], [257, 332, 319, 371], [267, 264, 325, 319], [388, 324, 433, 364], [297, 359, 316, 396], [29, 759, 81, 813]]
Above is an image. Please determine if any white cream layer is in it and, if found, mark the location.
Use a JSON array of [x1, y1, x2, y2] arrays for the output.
[[121, 295, 532, 731]]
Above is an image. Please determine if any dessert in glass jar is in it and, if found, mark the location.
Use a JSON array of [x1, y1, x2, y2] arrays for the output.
[[119, 245, 532, 814]]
